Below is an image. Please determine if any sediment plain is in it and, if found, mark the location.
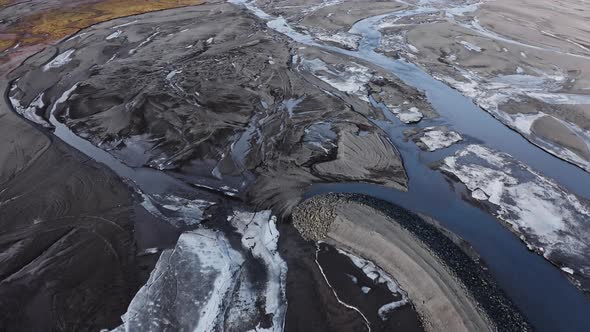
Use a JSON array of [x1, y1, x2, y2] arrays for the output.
[[1, 0, 590, 331]]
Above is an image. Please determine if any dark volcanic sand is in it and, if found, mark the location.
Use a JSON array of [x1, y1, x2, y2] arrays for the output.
[[279, 223, 369, 332], [7, 3, 421, 217], [279, 222, 424, 332], [1, 0, 588, 331], [0, 136, 143, 331], [317, 243, 424, 332]]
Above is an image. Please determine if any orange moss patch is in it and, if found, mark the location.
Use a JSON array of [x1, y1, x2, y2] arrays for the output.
[[0, 39, 14, 50], [0, 0, 205, 52], [0, 0, 12, 9]]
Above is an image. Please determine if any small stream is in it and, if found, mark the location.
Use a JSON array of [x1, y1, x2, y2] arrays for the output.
[[13, 1, 590, 331]]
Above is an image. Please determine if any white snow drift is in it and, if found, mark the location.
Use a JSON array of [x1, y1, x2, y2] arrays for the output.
[[440, 144, 590, 278]]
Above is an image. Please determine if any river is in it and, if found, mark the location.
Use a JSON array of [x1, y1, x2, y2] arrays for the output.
[[10, 0, 590, 330]]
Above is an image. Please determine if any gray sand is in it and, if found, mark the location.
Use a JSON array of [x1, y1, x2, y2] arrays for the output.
[[293, 194, 531, 332]]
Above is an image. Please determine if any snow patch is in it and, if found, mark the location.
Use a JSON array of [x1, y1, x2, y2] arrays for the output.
[[315, 32, 360, 50], [140, 193, 214, 227], [459, 40, 482, 52], [388, 105, 423, 124], [9, 91, 51, 128], [106, 30, 122, 40], [129, 31, 159, 55], [417, 127, 463, 151], [166, 69, 182, 81], [43, 49, 75, 71]]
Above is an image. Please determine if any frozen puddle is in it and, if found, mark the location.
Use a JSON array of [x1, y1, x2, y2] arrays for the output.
[[388, 105, 423, 124], [439, 144, 590, 281], [43, 49, 75, 71], [409, 126, 463, 151], [9, 92, 51, 128], [112, 229, 243, 332], [113, 210, 287, 332], [315, 32, 361, 50], [140, 193, 214, 227], [336, 248, 409, 320], [298, 57, 372, 101]]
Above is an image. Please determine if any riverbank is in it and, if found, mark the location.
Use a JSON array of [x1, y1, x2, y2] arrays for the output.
[[293, 193, 531, 332]]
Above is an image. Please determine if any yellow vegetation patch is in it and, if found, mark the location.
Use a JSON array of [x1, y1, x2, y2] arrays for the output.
[[0, 39, 14, 50], [0, 0, 205, 52], [0, 0, 12, 9]]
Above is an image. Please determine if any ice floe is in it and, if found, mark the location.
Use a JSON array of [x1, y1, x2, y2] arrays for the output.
[[228, 210, 288, 332], [113, 209, 287, 332], [140, 193, 214, 227], [440, 69, 590, 171], [42, 49, 75, 71], [416, 126, 463, 151], [9, 92, 51, 128], [298, 57, 372, 101], [439, 144, 590, 278]]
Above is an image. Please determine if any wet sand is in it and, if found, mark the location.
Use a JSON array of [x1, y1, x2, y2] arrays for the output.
[[278, 224, 370, 332], [1, 0, 589, 330], [316, 243, 424, 331], [293, 194, 531, 332], [1, 2, 428, 330], [0, 79, 144, 330], [7, 2, 425, 218]]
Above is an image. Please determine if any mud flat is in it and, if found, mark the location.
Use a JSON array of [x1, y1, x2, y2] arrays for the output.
[[2, 2, 437, 330], [5, 2, 441, 216], [293, 194, 531, 332], [0, 78, 145, 330], [374, 0, 590, 172], [404, 126, 463, 151], [3, 0, 589, 330]]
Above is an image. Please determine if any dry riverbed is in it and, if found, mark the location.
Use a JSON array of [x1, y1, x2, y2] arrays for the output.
[[2, 0, 590, 331]]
